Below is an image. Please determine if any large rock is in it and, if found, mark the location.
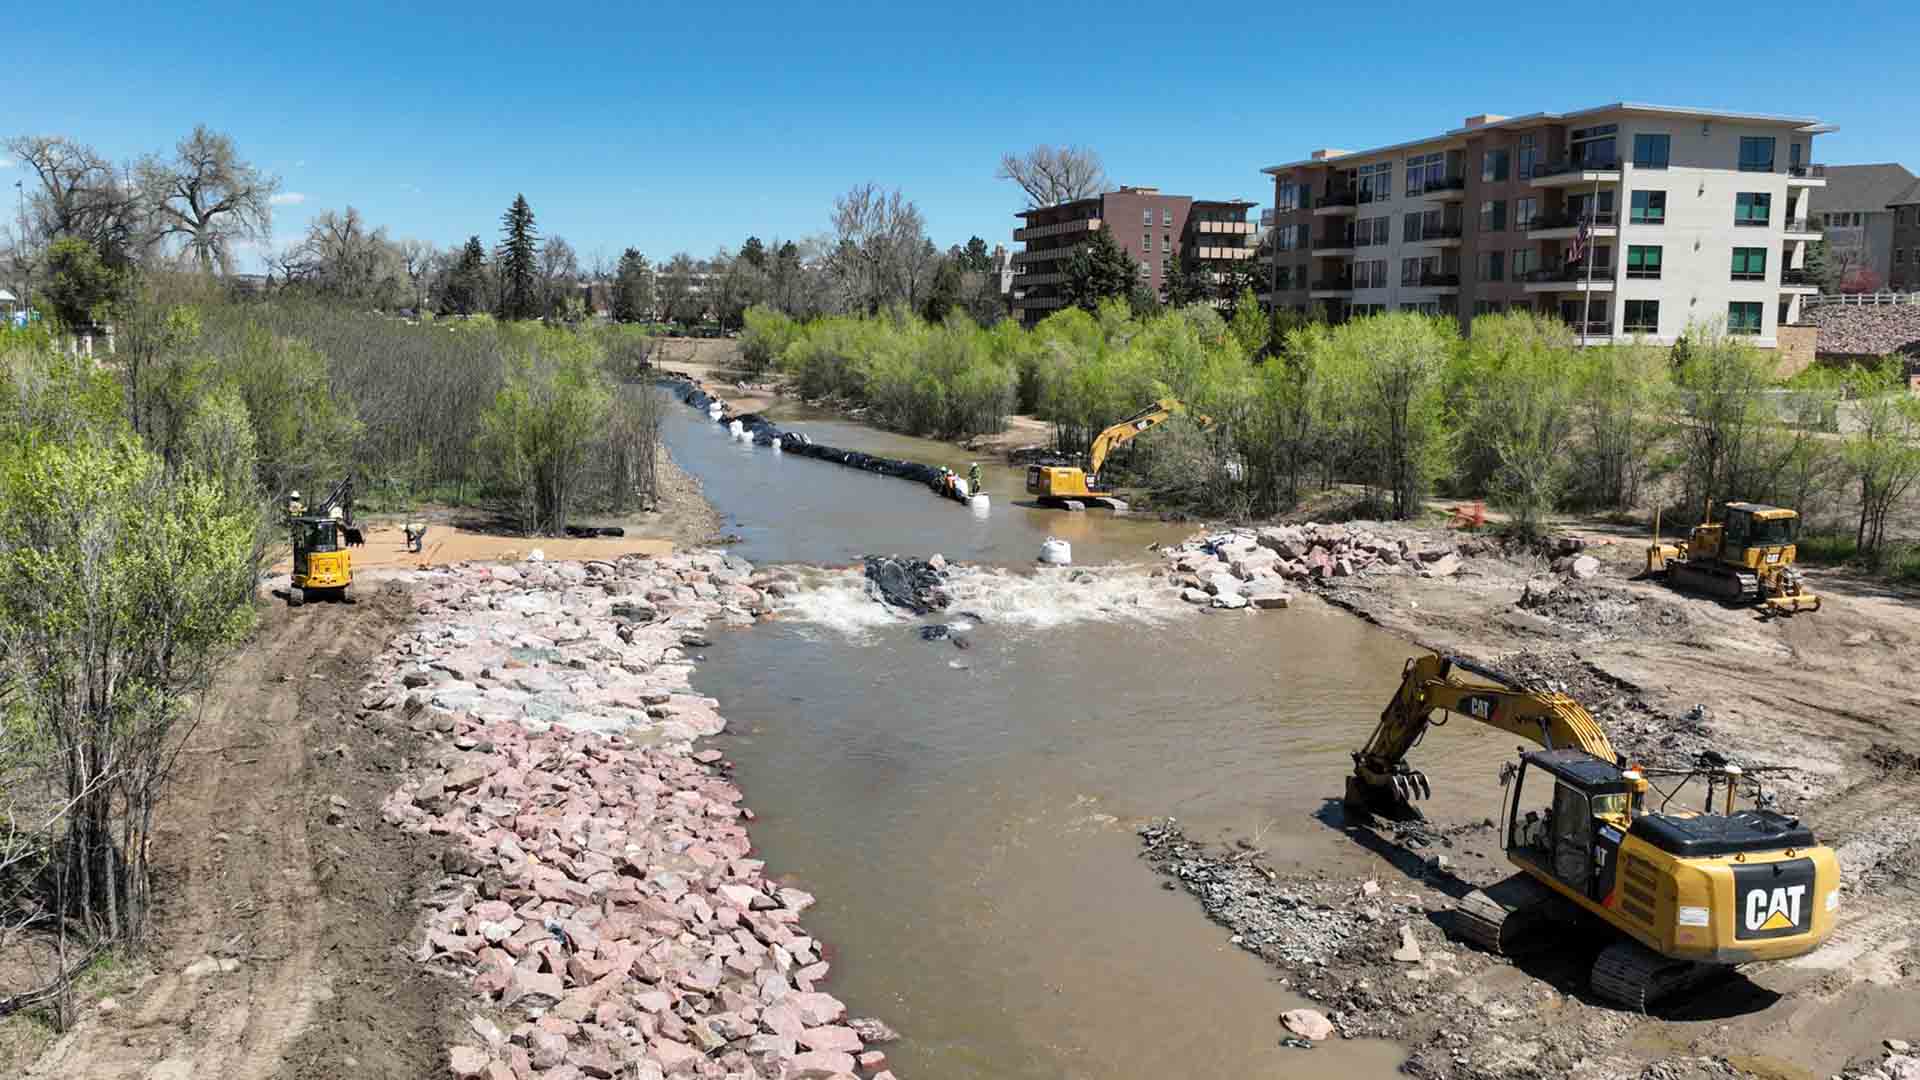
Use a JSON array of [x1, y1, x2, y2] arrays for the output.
[[787, 1051, 857, 1078], [1212, 592, 1249, 610], [1566, 554, 1600, 580], [1281, 1008, 1335, 1041], [448, 1045, 490, 1079], [1246, 586, 1293, 610], [1203, 573, 1240, 597], [1421, 553, 1462, 578]]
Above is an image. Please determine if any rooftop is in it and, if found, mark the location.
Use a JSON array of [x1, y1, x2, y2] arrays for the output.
[[1262, 102, 1836, 175], [1818, 164, 1920, 211]]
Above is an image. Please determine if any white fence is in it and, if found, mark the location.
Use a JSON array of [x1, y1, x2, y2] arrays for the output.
[[1803, 291, 1920, 308]]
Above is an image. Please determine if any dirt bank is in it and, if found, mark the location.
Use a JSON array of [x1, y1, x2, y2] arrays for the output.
[[1149, 522, 1920, 1079], [27, 584, 457, 1080]]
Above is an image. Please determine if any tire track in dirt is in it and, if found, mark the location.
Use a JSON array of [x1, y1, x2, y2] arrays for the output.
[[30, 585, 440, 1080]]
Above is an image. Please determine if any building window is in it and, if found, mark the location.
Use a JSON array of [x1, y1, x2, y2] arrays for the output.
[[1356, 162, 1392, 203], [1479, 200, 1507, 232], [1734, 192, 1772, 227], [1143, 210, 1153, 226], [1630, 190, 1666, 225], [1518, 134, 1537, 180], [1162, 236, 1171, 253], [1162, 209, 1173, 226], [1277, 183, 1300, 213], [1513, 248, 1536, 278], [1354, 259, 1388, 289], [1738, 136, 1776, 172], [1898, 248, 1908, 265], [1571, 190, 1616, 224], [1402, 258, 1424, 286], [1731, 247, 1767, 281], [1479, 251, 1505, 281], [1728, 301, 1763, 334], [1631, 133, 1671, 169], [1482, 148, 1510, 183], [1626, 245, 1663, 279], [1569, 123, 1618, 167], [1404, 212, 1424, 243], [1515, 197, 1538, 230], [1790, 142, 1803, 168], [1624, 299, 1659, 333], [1354, 216, 1389, 247]]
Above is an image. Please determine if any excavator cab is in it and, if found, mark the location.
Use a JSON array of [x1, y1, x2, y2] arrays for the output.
[[289, 477, 359, 605], [1503, 750, 1638, 904]]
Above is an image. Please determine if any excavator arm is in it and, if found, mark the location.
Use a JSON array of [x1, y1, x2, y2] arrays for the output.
[[1085, 398, 1213, 478], [1347, 653, 1616, 820]]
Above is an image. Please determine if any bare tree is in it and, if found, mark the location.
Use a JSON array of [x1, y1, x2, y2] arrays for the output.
[[539, 235, 580, 316], [5, 134, 148, 260], [284, 207, 404, 305], [135, 126, 278, 275], [397, 238, 436, 312], [828, 184, 932, 314], [997, 145, 1107, 209]]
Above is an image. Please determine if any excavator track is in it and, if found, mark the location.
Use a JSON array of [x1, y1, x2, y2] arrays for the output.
[[1589, 940, 1729, 1012], [1452, 872, 1561, 955], [1669, 561, 1759, 602]]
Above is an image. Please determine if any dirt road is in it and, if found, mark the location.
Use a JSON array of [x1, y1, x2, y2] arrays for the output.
[[29, 584, 451, 1080]]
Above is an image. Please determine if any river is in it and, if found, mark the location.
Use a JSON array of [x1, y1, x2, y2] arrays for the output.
[[662, 402, 1519, 1078]]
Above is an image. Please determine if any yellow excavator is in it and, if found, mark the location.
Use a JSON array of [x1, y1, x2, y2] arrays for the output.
[[1346, 653, 1836, 1010], [288, 477, 363, 606], [1026, 398, 1210, 510], [1646, 501, 1819, 613]]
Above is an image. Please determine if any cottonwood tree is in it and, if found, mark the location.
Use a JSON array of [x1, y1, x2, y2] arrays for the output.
[[476, 331, 610, 533], [1841, 359, 1920, 556], [5, 135, 147, 262], [1451, 311, 1580, 535], [397, 238, 436, 312], [827, 184, 933, 314], [495, 194, 541, 321], [660, 253, 703, 326], [284, 207, 402, 304], [997, 145, 1107, 208], [539, 235, 579, 319], [135, 126, 278, 275]]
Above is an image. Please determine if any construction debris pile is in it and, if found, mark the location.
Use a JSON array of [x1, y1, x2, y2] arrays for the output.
[[1157, 523, 1470, 610], [372, 552, 900, 1080]]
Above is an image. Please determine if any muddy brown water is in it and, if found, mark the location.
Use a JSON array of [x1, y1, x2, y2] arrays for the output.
[[663, 404, 1521, 1078]]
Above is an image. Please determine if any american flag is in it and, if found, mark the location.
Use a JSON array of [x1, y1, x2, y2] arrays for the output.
[[1566, 213, 1592, 265]]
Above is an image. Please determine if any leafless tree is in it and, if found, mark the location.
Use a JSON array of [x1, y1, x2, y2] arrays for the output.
[[284, 207, 405, 305], [397, 238, 436, 311], [828, 183, 932, 314], [997, 145, 1107, 208], [134, 126, 279, 275], [539, 235, 579, 315], [5, 134, 148, 260]]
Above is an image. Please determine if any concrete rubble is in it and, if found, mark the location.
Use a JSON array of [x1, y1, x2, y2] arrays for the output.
[[1156, 522, 1478, 610], [369, 550, 901, 1080]]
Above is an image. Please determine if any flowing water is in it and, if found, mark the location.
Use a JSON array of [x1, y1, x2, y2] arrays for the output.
[[661, 403, 1518, 1078]]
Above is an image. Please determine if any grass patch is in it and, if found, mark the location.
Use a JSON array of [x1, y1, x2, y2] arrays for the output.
[[1795, 532, 1858, 564]]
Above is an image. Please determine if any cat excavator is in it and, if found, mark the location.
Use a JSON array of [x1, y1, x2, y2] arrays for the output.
[[288, 477, 363, 606], [1026, 398, 1209, 510], [1345, 653, 1837, 1010]]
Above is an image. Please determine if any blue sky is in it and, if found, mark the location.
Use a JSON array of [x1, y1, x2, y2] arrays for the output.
[[7, 0, 1914, 271]]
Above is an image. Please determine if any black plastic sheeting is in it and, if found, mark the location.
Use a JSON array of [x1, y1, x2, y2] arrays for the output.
[[863, 555, 950, 615], [667, 379, 966, 499]]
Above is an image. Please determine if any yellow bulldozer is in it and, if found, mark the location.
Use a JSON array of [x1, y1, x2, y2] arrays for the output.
[[1646, 501, 1819, 613], [1346, 653, 1836, 1010], [288, 477, 363, 606], [1025, 398, 1209, 509]]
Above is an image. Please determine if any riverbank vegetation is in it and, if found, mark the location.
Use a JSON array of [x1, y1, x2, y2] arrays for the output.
[[740, 297, 1920, 572]]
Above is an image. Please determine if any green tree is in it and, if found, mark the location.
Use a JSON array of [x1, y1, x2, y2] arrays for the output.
[[1227, 287, 1268, 359], [1573, 340, 1671, 510], [495, 194, 541, 321], [1344, 313, 1456, 518], [1163, 254, 1210, 308], [476, 330, 612, 533], [739, 236, 767, 269], [1450, 311, 1579, 534], [44, 236, 128, 328], [1671, 328, 1780, 517], [1063, 228, 1141, 314], [957, 236, 993, 273], [1840, 359, 1920, 556], [442, 236, 489, 316], [612, 248, 653, 324]]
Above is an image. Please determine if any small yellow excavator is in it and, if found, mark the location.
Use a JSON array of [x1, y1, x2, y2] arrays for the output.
[[1646, 501, 1819, 613], [1026, 398, 1209, 509], [289, 477, 363, 606], [1346, 653, 1836, 1010]]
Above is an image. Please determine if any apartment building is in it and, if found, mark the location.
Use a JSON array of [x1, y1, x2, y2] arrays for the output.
[[1813, 164, 1918, 291], [1890, 181, 1920, 292], [1010, 187, 1256, 326], [1261, 103, 1833, 346]]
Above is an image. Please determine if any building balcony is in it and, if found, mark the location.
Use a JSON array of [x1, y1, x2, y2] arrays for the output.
[[1012, 218, 1101, 242], [1530, 157, 1622, 188], [1311, 239, 1355, 257], [1521, 266, 1616, 292], [1418, 176, 1467, 201], [1309, 277, 1354, 297], [1417, 271, 1461, 292], [1312, 191, 1358, 216], [1786, 164, 1827, 187], [1197, 220, 1256, 235], [1415, 223, 1464, 247], [1782, 218, 1823, 240], [1779, 269, 1820, 293], [1259, 208, 1277, 227], [1015, 294, 1068, 311], [1525, 211, 1618, 239], [1011, 244, 1088, 265], [1195, 245, 1256, 260], [1020, 272, 1068, 287], [1560, 319, 1615, 343]]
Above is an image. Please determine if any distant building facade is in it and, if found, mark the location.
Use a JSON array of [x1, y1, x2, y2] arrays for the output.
[[1010, 186, 1256, 326], [1813, 164, 1918, 291], [1889, 181, 1920, 292]]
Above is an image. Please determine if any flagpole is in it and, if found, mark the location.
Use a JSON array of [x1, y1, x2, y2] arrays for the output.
[[1581, 174, 1599, 342]]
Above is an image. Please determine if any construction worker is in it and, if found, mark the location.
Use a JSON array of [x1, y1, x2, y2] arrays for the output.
[[286, 490, 305, 518], [968, 462, 981, 494]]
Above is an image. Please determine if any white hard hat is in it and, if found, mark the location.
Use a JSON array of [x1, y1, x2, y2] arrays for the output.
[[290, 490, 301, 499]]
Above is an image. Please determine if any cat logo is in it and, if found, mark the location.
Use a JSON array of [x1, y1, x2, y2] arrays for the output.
[[1744, 884, 1806, 933], [1459, 695, 1496, 722]]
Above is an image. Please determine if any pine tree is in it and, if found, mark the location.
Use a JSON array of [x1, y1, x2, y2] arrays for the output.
[[1164, 255, 1210, 307], [441, 236, 489, 315], [613, 248, 654, 323], [739, 236, 767, 269], [496, 194, 541, 320], [1063, 228, 1141, 313]]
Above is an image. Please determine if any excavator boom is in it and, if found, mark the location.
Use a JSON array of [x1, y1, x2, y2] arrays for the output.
[[1085, 398, 1211, 477], [1348, 653, 1614, 819]]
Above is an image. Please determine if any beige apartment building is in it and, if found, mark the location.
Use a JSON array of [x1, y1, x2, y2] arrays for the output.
[[1011, 187, 1257, 326], [1261, 104, 1832, 346]]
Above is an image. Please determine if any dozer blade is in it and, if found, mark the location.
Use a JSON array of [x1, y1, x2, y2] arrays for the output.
[[1763, 593, 1820, 614]]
